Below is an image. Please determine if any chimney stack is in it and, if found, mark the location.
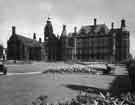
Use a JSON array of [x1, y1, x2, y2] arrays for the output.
[[111, 22, 114, 29], [94, 18, 97, 26], [121, 19, 126, 28], [63, 25, 66, 30], [12, 26, 16, 35], [74, 26, 77, 33], [33, 33, 36, 40], [39, 38, 42, 43], [61, 25, 67, 36]]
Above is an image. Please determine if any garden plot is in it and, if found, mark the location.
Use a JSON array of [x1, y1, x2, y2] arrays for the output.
[[42, 63, 113, 75]]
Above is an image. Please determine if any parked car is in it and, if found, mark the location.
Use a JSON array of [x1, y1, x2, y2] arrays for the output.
[[0, 62, 7, 75]]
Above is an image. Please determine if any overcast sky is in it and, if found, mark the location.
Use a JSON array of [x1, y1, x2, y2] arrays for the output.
[[0, 0, 135, 56]]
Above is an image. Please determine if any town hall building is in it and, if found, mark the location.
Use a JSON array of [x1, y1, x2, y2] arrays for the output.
[[7, 18, 130, 63]]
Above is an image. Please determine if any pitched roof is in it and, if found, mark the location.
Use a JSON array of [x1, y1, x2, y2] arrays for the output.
[[79, 24, 109, 34], [15, 34, 41, 47]]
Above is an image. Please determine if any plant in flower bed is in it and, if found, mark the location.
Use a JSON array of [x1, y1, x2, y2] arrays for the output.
[[42, 66, 99, 74], [31, 91, 135, 105]]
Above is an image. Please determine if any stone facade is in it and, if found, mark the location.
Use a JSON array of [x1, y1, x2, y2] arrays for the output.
[[7, 26, 43, 61], [7, 18, 130, 63], [59, 18, 130, 63]]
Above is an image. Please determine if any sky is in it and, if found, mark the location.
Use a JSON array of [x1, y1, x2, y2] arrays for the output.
[[0, 0, 135, 56]]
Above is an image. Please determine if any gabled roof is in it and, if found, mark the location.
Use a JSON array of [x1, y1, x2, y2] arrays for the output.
[[15, 34, 41, 47], [79, 24, 109, 35]]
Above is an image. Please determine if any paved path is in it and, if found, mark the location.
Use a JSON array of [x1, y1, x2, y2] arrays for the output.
[[6, 72, 42, 76], [2, 64, 128, 76]]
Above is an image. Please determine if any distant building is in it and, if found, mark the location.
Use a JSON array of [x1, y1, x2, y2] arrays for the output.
[[7, 26, 43, 61]]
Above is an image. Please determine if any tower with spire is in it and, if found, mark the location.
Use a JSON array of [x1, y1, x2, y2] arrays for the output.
[[44, 18, 60, 61]]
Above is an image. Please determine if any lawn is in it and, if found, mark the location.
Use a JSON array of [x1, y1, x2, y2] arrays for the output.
[[0, 61, 131, 105]]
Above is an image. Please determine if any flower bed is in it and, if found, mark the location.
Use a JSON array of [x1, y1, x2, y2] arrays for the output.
[[42, 66, 100, 74], [42, 65, 114, 75], [31, 91, 135, 105], [42, 63, 108, 75]]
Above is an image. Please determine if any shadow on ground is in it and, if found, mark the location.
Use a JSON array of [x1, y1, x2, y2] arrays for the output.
[[62, 75, 132, 96], [62, 84, 107, 95], [109, 75, 132, 96]]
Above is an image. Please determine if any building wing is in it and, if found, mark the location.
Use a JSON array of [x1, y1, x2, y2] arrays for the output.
[[79, 24, 109, 35], [15, 34, 41, 47]]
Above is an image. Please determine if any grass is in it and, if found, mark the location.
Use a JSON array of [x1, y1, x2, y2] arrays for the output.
[[0, 61, 131, 105]]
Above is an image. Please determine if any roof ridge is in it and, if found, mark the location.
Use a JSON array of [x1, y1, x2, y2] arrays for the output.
[[82, 24, 106, 27], [15, 34, 41, 47], [16, 34, 39, 42]]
